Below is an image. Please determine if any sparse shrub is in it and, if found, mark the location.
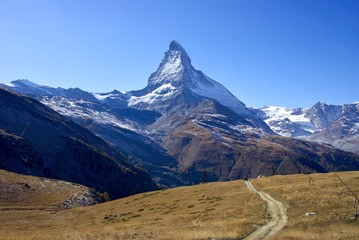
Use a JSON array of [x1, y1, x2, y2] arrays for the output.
[[95, 190, 111, 202], [100, 192, 111, 202]]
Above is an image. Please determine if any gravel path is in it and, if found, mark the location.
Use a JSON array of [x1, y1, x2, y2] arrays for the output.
[[244, 180, 288, 240]]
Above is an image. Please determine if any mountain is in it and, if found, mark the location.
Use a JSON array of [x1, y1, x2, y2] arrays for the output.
[[2, 41, 359, 183], [251, 106, 315, 137], [0, 87, 158, 198], [308, 102, 359, 155], [2, 84, 184, 187], [253, 102, 359, 155], [128, 41, 270, 131], [122, 41, 359, 179], [3, 79, 98, 101]]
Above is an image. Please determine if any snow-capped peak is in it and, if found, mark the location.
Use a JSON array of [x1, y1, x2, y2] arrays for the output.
[[147, 41, 193, 90], [140, 41, 263, 123]]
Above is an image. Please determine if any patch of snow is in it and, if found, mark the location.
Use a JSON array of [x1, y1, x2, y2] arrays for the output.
[[128, 84, 177, 106], [4, 82, 15, 87], [304, 129, 316, 133], [93, 92, 123, 100], [262, 106, 310, 123], [205, 114, 226, 119], [92, 93, 110, 100], [229, 125, 266, 136], [261, 106, 317, 136], [41, 97, 140, 132], [150, 51, 184, 85]]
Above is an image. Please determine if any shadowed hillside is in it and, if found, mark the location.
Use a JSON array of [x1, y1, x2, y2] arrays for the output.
[[0, 88, 158, 199]]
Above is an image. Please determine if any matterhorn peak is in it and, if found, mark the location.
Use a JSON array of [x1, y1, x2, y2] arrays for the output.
[[143, 41, 255, 120], [169, 40, 187, 53], [166, 40, 192, 67], [147, 41, 193, 90]]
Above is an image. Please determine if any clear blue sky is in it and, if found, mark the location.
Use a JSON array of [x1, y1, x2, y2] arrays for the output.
[[1, 0, 358, 108]]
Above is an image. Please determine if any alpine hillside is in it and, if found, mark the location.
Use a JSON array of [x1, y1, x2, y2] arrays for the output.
[[2, 41, 359, 184], [0, 87, 158, 198]]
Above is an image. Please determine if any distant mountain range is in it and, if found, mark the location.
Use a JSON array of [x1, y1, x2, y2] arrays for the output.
[[252, 102, 359, 155], [2, 40, 359, 189]]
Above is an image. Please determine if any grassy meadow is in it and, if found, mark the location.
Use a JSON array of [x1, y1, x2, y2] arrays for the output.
[[1, 170, 358, 239]]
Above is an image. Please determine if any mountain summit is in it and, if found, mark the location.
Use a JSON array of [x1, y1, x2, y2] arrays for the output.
[[147, 40, 193, 90], [133, 41, 264, 126], [169, 40, 187, 52]]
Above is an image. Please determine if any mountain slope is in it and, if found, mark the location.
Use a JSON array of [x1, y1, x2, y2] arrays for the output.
[[308, 103, 359, 154], [0, 88, 158, 198], [1, 83, 184, 187]]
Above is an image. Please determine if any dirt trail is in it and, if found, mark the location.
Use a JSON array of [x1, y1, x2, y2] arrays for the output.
[[244, 180, 288, 240]]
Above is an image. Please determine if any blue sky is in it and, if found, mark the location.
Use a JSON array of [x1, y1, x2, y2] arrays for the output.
[[1, 0, 358, 108]]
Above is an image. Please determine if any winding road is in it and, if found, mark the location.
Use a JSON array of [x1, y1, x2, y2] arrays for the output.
[[244, 180, 288, 240]]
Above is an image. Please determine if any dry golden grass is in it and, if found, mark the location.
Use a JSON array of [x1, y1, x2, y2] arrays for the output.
[[1, 170, 358, 240], [252, 171, 359, 240], [0, 173, 264, 240], [0, 170, 94, 209]]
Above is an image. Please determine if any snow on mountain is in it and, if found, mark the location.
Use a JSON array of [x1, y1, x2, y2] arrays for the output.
[[92, 92, 113, 100], [4, 82, 16, 87], [1, 79, 99, 102], [1, 79, 52, 96], [191, 72, 249, 116], [128, 83, 177, 106], [350, 123, 359, 135], [137, 40, 266, 131], [147, 41, 192, 89], [260, 106, 310, 123], [252, 102, 359, 154], [306, 102, 343, 129], [149, 51, 184, 86], [41, 96, 141, 132], [255, 106, 315, 137]]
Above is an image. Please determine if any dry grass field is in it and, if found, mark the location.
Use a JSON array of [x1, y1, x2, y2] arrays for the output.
[[252, 172, 359, 240], [0, 170, 358, 240], [0, 170, 100, 209]]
